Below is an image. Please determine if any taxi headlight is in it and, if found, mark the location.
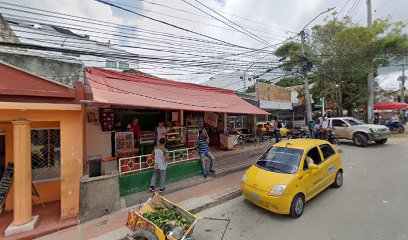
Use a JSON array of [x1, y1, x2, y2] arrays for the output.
[[268, 184, 287, 196], [241, 173, 248, 183]]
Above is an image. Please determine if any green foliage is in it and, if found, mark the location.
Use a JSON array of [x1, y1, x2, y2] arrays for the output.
[[275, 77, 304, 87], [277, 16, 408, 115]]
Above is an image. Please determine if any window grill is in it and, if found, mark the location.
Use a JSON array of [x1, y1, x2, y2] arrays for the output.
[[31, 129, 61, 182]]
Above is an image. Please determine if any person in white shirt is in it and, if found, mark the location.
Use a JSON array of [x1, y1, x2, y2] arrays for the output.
[[156, 122, 167, 146], [321, 115, 332, 140], [321, 115, 332, 129], [149, 138, 169, 193]]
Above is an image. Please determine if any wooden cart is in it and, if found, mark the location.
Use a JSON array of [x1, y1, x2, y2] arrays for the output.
[[126, 193, 198, 240]]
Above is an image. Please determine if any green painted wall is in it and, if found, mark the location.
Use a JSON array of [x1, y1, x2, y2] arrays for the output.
[[119, 160, 203, 196]]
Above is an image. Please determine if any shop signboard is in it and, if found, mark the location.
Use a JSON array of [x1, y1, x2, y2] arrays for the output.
[[257, 82, 292, 110], [115, 132, 135, 158], [204, 112, 218, 127], [100, 108, 115, 132]]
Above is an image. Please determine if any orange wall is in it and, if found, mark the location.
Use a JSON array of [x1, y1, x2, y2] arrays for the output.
[[0, 108, 83, 219], [5, 180, 61, 210]]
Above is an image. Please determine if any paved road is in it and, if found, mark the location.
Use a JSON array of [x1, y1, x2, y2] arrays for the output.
[[192, 136, 408, 240]]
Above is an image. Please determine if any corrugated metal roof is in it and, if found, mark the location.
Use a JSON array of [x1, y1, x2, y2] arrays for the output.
[[86, 67, 268, 115]]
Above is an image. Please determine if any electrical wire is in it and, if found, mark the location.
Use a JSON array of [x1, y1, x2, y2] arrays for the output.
[[181, 0, 271, 46], [94, 0, 255, 49]]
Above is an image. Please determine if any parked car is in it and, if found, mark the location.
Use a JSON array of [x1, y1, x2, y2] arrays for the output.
[[328, 117, 391, 147], [241, 139, 343, 218]]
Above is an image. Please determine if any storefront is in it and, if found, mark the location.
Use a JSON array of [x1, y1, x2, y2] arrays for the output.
[[84, 67, 268, 196], [0, 62, 84, 236]]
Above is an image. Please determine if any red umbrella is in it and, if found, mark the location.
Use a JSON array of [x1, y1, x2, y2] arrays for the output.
[[374, 101, 408, 110]]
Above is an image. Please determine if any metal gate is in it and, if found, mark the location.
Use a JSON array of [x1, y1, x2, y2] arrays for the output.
[[31, 129, 61, 181]]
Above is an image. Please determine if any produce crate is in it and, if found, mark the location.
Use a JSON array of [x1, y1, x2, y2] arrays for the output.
[[127, 193, 197, 240]]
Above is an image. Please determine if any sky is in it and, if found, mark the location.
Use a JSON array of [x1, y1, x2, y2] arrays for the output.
[[1, 0, 407, 90]]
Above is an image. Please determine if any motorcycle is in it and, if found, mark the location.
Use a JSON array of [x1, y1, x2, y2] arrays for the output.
[[287, 129, 309, 139], [315, 129, 340, 146], [385, 120, 405, 133], [326, 129, 340, 146]]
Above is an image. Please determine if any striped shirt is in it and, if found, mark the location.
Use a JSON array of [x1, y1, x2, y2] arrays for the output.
[[196, 136, 210, 154]]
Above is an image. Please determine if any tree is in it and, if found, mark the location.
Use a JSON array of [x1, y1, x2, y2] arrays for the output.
[[275, 77, 304, 87], [275, 16, 408, 117]]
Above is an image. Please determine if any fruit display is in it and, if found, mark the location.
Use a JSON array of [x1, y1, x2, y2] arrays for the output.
[[142, 206, 191, 231]]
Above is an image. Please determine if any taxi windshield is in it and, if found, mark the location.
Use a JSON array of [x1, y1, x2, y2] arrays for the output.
[[256, 147, 304, 174]]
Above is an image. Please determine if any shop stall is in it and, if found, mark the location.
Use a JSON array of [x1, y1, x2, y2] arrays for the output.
[[84, 67, 268, 195]]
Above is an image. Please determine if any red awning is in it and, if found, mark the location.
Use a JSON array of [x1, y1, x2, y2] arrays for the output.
[[86, 67, 269, 115], [374, 101, 408, 110]]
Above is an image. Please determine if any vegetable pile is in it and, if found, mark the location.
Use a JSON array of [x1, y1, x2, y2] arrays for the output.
[[142, 206, 191, 231]]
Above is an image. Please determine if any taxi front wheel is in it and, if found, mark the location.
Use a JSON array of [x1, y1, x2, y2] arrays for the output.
[[290, 194, 305, 218]]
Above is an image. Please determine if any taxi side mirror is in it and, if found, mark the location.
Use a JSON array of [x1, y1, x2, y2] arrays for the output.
[[341, 124, 348, 127], [309, 163, 318, 170]]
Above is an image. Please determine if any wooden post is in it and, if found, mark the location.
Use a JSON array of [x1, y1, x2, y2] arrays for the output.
[[180, 110, 184, 126], [223, 113, 227, 133]]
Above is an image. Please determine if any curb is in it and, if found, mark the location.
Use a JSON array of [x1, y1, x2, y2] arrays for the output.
[[189, 190, 242, 214], [214, 144, 270, 161]]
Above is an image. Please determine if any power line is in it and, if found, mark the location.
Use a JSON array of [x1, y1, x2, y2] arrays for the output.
[[0, 2, 253, 50], [94, 0, 253, 49], [110, 0, 296, 35], [190, 0, 272, 45], [180, 0, 270, 46], [102, 0, 288, 41]]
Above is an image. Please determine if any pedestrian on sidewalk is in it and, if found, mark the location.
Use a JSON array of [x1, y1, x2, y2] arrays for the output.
[[273, 116, 281, 143], [196, 129, 215, 178], [149, 138, 169, 193]]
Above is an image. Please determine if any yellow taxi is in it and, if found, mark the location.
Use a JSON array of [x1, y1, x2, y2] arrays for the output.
[[256, 121, 289, 137], [241, 139, 343, 218]]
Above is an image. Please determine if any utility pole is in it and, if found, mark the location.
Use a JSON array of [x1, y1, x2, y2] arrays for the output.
[[366, 0, 374, 123], [242, 70, 246, 92], [299, 7, 335, 124], [398, 67, 406, 103], [300, 30, 313, 124]]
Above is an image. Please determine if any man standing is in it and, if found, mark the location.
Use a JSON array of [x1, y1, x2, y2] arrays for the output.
[[196, 129, 215, 178], [127, 118, 141, 147], [273, 116, 280, 143], [149, 138, 169, 193], [156, 122, 167, 146]]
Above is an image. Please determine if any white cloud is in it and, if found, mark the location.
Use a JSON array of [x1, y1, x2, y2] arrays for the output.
[[1, 0, 407, 87]]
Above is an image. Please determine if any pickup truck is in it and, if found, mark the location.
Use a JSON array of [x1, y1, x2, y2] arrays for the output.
[[328, 117, 391, 147]]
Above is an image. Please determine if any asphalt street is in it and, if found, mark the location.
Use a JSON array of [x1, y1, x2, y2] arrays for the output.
[[192, 135, 408, 240]]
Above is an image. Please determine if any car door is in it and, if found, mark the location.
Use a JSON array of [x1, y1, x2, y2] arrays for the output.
[[301, 146, 325, 200], [317, 144, 337, 190], [332, 119, 349, 139]]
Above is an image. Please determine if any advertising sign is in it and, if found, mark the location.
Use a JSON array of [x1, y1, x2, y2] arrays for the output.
[[257, 82, 292, 110], [258, 82, 291, 102], [204, 112, 218, 127]]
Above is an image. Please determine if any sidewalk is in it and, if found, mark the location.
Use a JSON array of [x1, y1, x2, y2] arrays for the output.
[[39, 142, 270, 240]]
